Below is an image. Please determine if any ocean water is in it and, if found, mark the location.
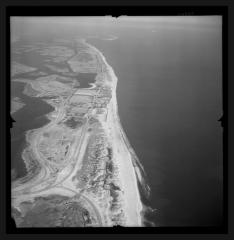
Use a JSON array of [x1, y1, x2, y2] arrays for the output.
[[88, 23, 222, 226]]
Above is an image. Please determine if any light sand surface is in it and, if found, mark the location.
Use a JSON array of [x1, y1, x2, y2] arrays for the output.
[[86, 41, 143, 226]]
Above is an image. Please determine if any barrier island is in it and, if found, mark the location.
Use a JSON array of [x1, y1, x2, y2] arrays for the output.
[[11, 39, 148, 227]]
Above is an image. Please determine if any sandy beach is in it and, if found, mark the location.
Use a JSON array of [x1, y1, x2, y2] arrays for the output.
[[87, 41, 143, 225]]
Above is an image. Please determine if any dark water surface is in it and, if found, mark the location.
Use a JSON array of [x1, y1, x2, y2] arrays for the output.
[[76, 73, 97, 88], [88, 24, 222, 226], [11, 82, 54, 178]]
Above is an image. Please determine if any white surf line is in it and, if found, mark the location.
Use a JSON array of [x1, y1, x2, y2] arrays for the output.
[[84, 40, 143, 226]]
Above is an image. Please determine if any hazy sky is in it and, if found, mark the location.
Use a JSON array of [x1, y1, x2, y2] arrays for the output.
[[11, 16, 221, 40]]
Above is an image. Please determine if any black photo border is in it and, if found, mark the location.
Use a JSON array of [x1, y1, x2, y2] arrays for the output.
[[0, 0, 232, 239]]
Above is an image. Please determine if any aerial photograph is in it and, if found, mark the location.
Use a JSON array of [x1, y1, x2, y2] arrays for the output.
[[10, 16, 222, 227]]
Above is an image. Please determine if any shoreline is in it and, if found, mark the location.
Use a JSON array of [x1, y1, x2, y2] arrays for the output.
[[86, 40, 144, 226]]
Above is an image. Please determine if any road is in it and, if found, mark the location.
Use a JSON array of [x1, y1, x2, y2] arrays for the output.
[[12, 86, 104, 225]]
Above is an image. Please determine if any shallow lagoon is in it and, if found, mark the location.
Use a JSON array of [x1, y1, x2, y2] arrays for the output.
[[11, 81, 54, 178]]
